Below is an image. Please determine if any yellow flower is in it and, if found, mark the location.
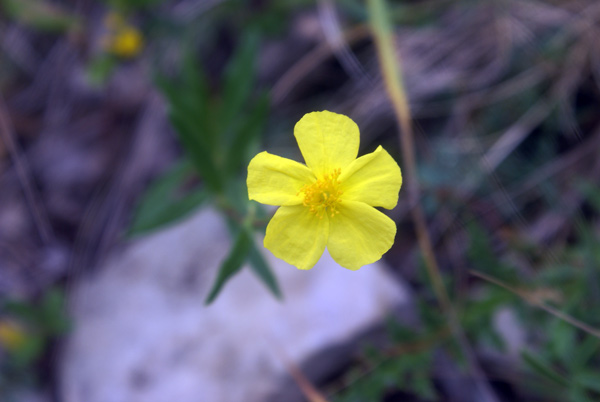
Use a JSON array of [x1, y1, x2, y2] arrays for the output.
[[247, 111, 402, 270], [102, 12, 143, 58], [0, 320, 26, 351]]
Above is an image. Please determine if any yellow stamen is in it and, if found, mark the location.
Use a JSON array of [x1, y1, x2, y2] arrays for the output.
[[298, 168, 343, 218]]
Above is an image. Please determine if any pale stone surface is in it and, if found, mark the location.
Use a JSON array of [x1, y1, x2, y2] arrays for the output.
[[61, 208, 409, 402], [493, 307, 526, 360]]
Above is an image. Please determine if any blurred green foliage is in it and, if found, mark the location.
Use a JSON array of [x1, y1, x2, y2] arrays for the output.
[[330, 208, 600, 400], [0, 289, 69, 397], [102, 0, 164, 12], [519, 226, 600, 400], [468, 214, 600, 401], [130, 29, 279, 304], [1, 0, 80, 32], [86, 55, 119, 86], [129, 159, 208, 235], [332, 318, 439, 402]]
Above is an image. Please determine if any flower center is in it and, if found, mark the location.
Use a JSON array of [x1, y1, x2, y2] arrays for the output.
[[299, 168, 343, 218]]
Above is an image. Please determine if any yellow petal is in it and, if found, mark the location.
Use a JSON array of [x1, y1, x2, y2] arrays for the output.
[[248, 152, 315, 206], [327, 201, 396, 270], [294, 111, 359, 177], [264, 205, 329, 270], [339, 146, 402, 209]]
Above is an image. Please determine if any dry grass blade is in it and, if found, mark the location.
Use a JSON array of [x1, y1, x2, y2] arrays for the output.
[[367, 1, 499, 400], [271, 25, 370, 104], [470, 270, 600, 339], [0, 95, 53, 244], [481, 99, 552, 173], [317, 0, 372, 83], [326, 327, 451, 398], [508, 124, 600, 200], [272, 343, 329, 402]]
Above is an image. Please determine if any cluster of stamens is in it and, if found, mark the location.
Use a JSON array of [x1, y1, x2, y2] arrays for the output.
[[298, 168, 343, 218]]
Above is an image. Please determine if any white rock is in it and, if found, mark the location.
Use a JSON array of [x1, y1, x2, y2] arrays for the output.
[[493, 307, 526, 360], [61, 208, 409, 402]]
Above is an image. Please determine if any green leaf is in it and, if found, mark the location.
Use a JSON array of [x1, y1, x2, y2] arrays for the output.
[[224, 92, 269, 175], [466, 220, 509, 276], [576, 372, 600, 394], [521, 350, 570, 387], [204, 227, 252, 305], [221, 178, 254, 217], [3, 300, 41, 325], [572, 337, 600, 370], [219, 31, 260, 134], [247, 240, 282, 300], [551, 320, 576, 367], [413, 372, 437, 400], [39, 289, 69, 335], [168, 109, 222, 191], [105, 0, 163, 11], [156, 55, 221, 190], [568, 386, 590, 402], [157, 64, 210, 141], [180, 52, 213, 147], [11, 335, 44, 368], [86, 55, 116, 86], [2, 0, 80, 32], [129, 160, 209, 236], [579, 180, 600, 214]]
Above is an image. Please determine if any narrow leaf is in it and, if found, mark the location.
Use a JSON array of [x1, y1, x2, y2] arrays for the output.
[[579, 180, 600, 214], [204, 228, 252, 305], [521, 350, 570, 387], [224, 92, 269, 175], [572, 337, 600, 370], [169, 110, 222, 191], [248, 240, 282, 300], [2, 0, 80, 32], [129, 160, 208, 236], [219, 31, 260, 133], [568, 387, 590, 402], [181, 52, 213, 146], [576, 372, 600, 394], [156, 63, 211, 149], [109, 0, 163, 10], [86, 55, 116, 86], [40, 289, 69, 335], [155, 57, 220, 190]]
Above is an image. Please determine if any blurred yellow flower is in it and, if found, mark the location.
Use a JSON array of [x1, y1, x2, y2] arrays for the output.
[[102, 11, 143, 58], [247, 111, 402, 270], [0, 320, 26, 351]]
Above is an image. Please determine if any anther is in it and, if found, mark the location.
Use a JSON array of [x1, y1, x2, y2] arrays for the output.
[[298, 168, 343, 218]]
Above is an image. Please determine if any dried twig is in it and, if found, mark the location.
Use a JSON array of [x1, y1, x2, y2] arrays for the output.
[[470, 270, 600, 339], [271, 341, 329, 402], [317, 0, 373, 84], [271, 25, 370, 104], [0, 95, 53, 244]]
